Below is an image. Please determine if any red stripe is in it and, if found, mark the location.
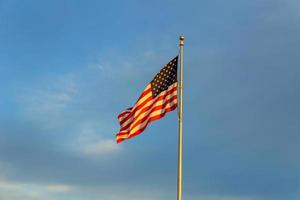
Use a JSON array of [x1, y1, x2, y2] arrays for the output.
[[117, 86, 151, 119], [119, 95, 177, 133], [120, 90, 177, 130], [119, 95, 153, 124], [116, 104, 177, 143], [118, 90, 153, 122], [116, 96, 177, 137], [119, 86, 177, 125], [116, 104, 177, 142], [118, 84, 176, 123], [135, 87, 152, 103], [119, 90, 177, 130], [117, 107, 133, 119]]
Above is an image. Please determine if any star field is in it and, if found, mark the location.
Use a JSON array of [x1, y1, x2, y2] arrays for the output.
[[151, 56, 178, 97]]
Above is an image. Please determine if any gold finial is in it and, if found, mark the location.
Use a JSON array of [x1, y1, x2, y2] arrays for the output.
[[179, 35, 184, 46]]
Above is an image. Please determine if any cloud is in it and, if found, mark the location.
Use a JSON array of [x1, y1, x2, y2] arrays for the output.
[[28, 76, 76, 112], [0, 179, 74, 200], [84, 139, 119, 156], [0, 178, 273, 200], [17, 74, 77, 129], [46, 184, 73, 193], [69, 121, 121, 158], [0, 180, 166, 200]]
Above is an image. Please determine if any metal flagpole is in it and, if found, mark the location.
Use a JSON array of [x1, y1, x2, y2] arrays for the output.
[[177, 35, 184, 200]]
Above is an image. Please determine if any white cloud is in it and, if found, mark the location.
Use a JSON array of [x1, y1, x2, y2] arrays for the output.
[[46, 184, 73, 193], [69, 121, 121, 158], [64, 184, 171, 200], [0, 179, 74, 200], [84, 139, 119, 156], [0, 179, 164, 200], [0, 177, 273, 200], [17, 75, 77, 128], [87, 47, 167, 83]]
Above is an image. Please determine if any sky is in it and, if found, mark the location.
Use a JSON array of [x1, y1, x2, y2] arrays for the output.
[[0, 0, 300, 200]]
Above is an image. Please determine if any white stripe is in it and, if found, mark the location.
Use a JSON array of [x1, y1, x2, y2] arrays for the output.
[[127, 91, 177, 129], [119, 83, 177, 123], [120, 92, 176, 129], [120, 83, 177, 128], [118, 84, 152, 121], [117, 100, 177, 139], [128, 100, 177, 135]]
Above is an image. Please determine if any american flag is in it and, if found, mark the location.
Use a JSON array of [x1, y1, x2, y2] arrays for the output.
[[116, 56, 178, 143]]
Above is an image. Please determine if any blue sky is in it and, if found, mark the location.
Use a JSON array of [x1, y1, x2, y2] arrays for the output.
[[0, 0, 300, 199]]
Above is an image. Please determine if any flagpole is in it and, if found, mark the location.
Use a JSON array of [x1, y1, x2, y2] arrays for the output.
[[177, 35, 184, 200]]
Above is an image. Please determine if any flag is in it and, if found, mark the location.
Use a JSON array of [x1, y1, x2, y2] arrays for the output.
[[116, 56, 178, 143]]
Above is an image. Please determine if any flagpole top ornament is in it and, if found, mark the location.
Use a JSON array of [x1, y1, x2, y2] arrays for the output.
[[179, 35, 184, 46]]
